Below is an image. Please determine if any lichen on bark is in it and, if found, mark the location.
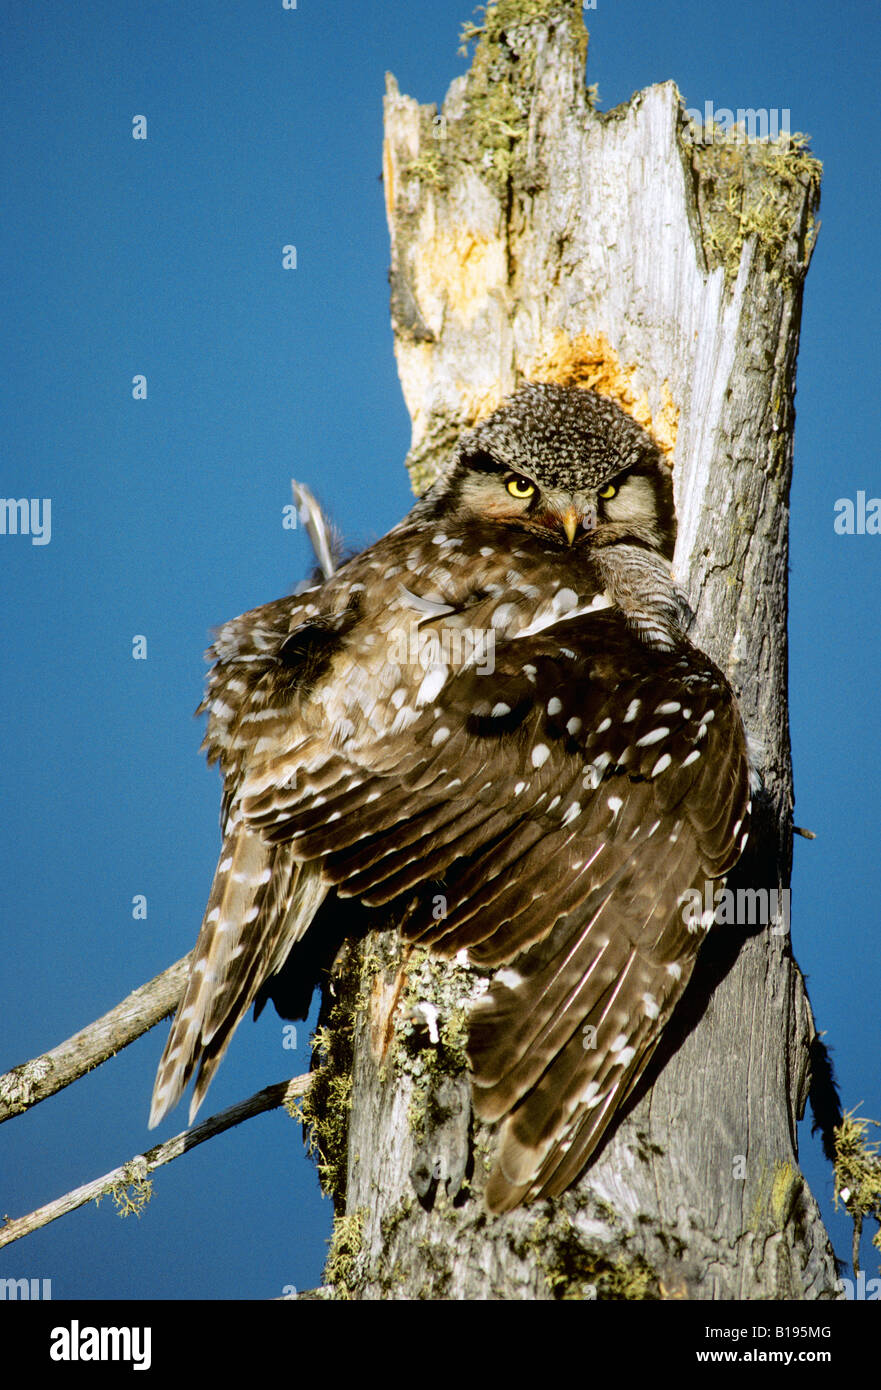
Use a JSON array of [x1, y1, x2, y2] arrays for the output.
[[688, 126, 822, 286]]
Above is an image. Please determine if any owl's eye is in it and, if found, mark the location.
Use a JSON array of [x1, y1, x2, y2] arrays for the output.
[[505, 475, 536, 499], [598, 483, 618, 500]]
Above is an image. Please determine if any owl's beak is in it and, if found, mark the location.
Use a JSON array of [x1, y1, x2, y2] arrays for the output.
[[560, 505, 581, 546]]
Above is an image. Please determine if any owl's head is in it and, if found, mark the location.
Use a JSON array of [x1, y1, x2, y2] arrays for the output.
[[436, 383, 675, 559]]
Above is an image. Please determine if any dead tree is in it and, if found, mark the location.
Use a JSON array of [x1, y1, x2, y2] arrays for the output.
[[301, 0, 837, 1299]]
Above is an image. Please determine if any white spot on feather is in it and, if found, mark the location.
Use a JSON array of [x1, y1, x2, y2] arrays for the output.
[[580, 1081, 604, 1108], [491, 603, 517, 629], [416, 664, 448, 706], [637, 727, 670, 747], [552, 587, 578, 615]]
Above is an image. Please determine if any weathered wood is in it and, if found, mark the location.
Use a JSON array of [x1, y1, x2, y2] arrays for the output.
[[304, 0, 835, 1299]]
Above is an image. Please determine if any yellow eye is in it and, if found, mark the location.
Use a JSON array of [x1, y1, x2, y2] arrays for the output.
[[598, 483, 618, 500], [506, 475, 535, 499]]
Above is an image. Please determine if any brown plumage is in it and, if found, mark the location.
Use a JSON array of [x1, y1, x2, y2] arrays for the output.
[[150, 383, 750, 1212]]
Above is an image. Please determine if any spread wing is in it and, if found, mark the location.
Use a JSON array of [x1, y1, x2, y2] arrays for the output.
[[149, 592, 342, 1129], [241, 608, 751, 1211]]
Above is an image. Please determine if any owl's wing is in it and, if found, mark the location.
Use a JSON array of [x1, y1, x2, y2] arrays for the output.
[[149, 595, 348, 1129], [242, 608, 751, 1211]]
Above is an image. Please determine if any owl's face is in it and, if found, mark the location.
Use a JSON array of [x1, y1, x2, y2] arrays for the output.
[[435, 382, 675, 559], [450, 447, 667, 550]]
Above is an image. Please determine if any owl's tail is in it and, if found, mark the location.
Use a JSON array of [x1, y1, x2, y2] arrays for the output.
[[149, 824, 326, 1128]]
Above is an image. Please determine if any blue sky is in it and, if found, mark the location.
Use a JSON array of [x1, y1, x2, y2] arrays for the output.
[[2, 0, 879, 1300]]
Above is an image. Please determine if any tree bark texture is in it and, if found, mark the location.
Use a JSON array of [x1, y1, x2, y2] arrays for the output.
[[304, 0, 836, 1300]]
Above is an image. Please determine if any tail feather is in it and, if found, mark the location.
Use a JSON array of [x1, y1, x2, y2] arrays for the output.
[[149, 825, 326, 1128], [290, 479, 339, 582]]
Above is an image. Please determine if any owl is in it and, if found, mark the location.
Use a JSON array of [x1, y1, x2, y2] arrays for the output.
[[150, 382, 751, 1213]]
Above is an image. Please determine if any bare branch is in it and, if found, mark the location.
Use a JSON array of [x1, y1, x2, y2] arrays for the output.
[[0, 955, 191, 1125], [0, 1074, 311, 1249]]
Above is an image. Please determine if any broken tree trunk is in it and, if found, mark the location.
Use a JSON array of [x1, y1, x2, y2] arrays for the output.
[[304, 1, 837, 1299]]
